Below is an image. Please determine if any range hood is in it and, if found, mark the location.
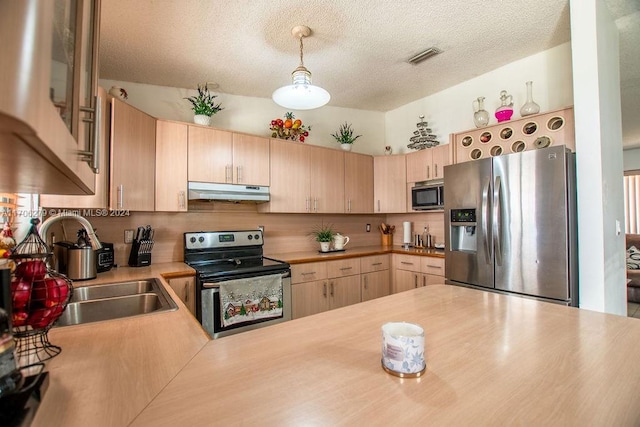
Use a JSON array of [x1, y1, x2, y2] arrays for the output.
[[188, 182, 270, 203]]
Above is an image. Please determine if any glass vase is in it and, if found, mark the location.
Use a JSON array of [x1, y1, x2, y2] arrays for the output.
[[520, 81, 540, 117], [472, 97, 489, 128]]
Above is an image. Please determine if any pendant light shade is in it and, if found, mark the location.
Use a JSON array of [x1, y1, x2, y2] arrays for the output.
[[272, 26, 330, 110]]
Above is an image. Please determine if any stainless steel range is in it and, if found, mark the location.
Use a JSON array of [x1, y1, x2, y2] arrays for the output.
[[184, 230, 291, 339]]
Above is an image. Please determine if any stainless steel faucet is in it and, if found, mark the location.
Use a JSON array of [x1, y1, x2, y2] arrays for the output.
[[39, 212, 103, 251]]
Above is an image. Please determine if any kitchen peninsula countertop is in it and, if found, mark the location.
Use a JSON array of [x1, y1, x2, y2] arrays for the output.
[[29, 266, 640, 426], [30, 263, 207, 427], [130, 285, 640, 425], [268, 244, 444, 264]]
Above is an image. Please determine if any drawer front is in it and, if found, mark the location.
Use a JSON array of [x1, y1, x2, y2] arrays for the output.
[[361, 255, 389, 273], [421, 257, 445, 276], [394, 254, 421, 272], [327, 258, 361, 278], [291, 262, 328, 283]]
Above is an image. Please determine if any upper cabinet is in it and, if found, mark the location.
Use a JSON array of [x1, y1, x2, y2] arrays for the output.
[[0, 0, 101, 194], [374, 155, 406, 213], [109, 99, 156, 211], [406, 144, 451, 183], [187, 127, 269, 186], [155, 120, 188, 212], [344, 152, 373, 214], [261, 139, 344, 213]]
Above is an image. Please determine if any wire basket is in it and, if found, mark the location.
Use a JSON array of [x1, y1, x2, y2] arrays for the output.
[[9, 219, 73, 365]]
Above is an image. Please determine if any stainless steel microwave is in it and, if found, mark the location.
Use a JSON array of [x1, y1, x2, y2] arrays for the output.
[[411, 181, 444, 210]]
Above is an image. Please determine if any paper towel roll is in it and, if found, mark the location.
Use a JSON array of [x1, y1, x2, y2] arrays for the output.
[[403, 221, 412, 244]]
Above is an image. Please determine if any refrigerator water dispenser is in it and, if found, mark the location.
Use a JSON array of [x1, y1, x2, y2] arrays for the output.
[[450, 209, 477, 252]]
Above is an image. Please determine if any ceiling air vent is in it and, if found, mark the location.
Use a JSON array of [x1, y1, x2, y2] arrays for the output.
[[407, 47, 442, 65]]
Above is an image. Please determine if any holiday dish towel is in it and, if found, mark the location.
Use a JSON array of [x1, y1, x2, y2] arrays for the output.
[[219, 273, 284, 328]]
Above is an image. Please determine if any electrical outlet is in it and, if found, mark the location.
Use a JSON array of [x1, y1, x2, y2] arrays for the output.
[[124, 229, 134, 243], [366, 224, 371, 232], [258, 225, 265, 233]]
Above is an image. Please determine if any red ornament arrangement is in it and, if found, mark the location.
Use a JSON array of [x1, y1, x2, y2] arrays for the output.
[[269, 112, 311, 142], [9, 219, 73, 363]]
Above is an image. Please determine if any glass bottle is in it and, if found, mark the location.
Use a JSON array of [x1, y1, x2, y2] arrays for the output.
[[494, 90, 514, 122], [472, 97, 490, 128], [520, 81, 540, 117], [0, 307, 23, 397]]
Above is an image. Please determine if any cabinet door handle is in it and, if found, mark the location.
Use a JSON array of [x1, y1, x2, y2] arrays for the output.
[[427, 165, 430, 179], [372, 262, 382, 266], [237, 165, 243, 183], [323, 282, 327, 297], [377, 200, 381, 212], [330, 282, 334, 297], [179, 191, 186, 209], [306, 197, 310, 212], [435, 164, 438, 177], [314, 198, 318, 212], [339, 267, 353, 271], [364, 276, 368, 290], [401, 262, 415, 266], [78, 95, 101, 174], [414, 274, 418, 288], [422, 276, 426, 287], [427, 265, 442, 269], [184, 282, 189, 302], [348, 199, 352, 213], [301, 271, 316, 276], [117, 185, 124, 209]]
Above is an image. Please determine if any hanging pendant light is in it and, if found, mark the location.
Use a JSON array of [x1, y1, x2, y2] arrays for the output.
[[272, 25, 330, 110]]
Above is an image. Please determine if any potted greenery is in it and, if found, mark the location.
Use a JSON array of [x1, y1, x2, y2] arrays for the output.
[[310, 223, 335, 252], [331, 122, 362, 151], [184, 84, 224, 126]]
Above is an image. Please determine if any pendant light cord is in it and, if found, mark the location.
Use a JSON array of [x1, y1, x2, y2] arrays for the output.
[[299, 36, 305, 67]]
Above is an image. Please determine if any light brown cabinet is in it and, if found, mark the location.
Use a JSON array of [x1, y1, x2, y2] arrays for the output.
[[406, 144, 450, 183], [393, 254, 445, 293], [155, 120, 188, 211], [291, 259, 360, 319], [41, 87, 111, 208], [168, 276, 196, 316], [344, 152, 373, 213], [187, 127, 269, 186], [361, 255, 390, 302], [0, 0, 101, 194], [374, 155, 406, 213], [109, 98, 156, 211], [262, 139, 344, 213]]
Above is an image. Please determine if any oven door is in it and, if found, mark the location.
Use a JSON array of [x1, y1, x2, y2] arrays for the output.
[[200, 270, 291, 339]]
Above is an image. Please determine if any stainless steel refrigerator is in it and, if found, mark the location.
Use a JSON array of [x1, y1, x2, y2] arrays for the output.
[[444, 145, 578, 306]]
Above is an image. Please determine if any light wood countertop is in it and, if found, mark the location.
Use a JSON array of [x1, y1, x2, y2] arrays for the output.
[[30, 263, 208, 427], [131, 285, 640, 426], [268, 244, 444, 264]]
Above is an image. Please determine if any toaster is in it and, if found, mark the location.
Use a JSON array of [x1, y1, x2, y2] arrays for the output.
[[96, 242, 114, 272]]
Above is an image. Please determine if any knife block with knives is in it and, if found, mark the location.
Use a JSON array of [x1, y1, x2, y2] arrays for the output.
[[128, 225, 154, 267]]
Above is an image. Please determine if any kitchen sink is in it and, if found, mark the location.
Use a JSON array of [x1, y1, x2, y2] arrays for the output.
[[71, 280, 156, 302], [55, 278, 177, 327]]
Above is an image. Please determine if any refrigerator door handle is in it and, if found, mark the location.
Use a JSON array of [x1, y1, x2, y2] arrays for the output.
[[493, 175, 502, 266], [482, 177, 492, 264]]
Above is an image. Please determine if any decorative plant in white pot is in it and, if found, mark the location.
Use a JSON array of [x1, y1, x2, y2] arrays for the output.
[[184, 84, 224, 126], [331, 122, 362, 151], [310, 223, 335, 252]]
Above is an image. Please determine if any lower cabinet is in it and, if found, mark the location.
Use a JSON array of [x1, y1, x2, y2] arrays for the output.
[[167, 276, 196, 316], [361, 255, 390, 301], [292, 255, 391, 319], [393, 254, 445, 293]]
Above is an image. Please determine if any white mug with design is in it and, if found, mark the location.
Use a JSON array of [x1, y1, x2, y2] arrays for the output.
[[381, 322, 426, 377], [333, 233, 350, 250]]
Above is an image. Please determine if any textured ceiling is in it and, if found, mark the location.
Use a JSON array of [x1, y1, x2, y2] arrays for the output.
[[99, 0, 640, 145]]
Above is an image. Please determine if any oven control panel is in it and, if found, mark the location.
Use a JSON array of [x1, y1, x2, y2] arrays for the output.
[[184, 230, 263, 250]]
